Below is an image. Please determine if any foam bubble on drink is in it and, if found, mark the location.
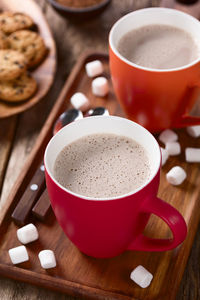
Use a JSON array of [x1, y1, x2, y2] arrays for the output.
[[53, 134, 151, 199]]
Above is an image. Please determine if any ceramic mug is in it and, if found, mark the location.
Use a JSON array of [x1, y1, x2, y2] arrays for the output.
[[109, 8, 200, 132], [44, 116, 187, 258]]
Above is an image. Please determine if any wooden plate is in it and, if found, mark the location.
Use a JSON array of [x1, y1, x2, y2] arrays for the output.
[[0, 52, 200, 300], [0, 0, 56, 118]]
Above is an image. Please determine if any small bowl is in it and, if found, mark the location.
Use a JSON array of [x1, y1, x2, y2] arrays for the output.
[[47, 0, 111, 20]]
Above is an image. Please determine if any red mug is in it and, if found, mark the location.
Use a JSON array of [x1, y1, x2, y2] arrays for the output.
[[44, 116, 187, 258], [109, 8, 200, 132]]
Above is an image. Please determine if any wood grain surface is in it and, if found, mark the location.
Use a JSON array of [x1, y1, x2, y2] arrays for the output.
[[0, 0, 56, 118], [0, 51, 200, 300], [0, 0, 200, 300]]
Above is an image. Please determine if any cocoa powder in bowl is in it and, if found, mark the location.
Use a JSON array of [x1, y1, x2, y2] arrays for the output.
[[56, 0, 105, 8]]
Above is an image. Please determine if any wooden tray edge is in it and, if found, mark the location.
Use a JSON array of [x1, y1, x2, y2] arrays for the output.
[[0, 263, 134, 300]]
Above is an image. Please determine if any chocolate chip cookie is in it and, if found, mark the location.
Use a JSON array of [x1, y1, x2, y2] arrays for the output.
[[0, 73, 37, 102], [8, 30, 47, 68], [0, 49, 27, 81], [0, 30, 8, 49], [0, 12, 34, 34]]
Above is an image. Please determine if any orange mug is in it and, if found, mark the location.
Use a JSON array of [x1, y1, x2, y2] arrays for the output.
[[109, 8, 200, 132]]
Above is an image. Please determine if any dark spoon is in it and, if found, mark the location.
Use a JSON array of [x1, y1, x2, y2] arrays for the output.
[[87, 107, 109, 117]]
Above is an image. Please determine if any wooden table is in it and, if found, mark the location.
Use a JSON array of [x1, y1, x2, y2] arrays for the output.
[[0, 0, 200, 299]]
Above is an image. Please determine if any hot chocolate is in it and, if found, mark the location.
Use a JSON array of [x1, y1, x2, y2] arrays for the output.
[[53, 133, 151, 198], [117, 24, 199, 69]]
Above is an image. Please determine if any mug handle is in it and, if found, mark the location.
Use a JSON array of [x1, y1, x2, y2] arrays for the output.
[[127, 197, 187, 251], [176, 85, 200, 127], [178, 115, 200, 127]]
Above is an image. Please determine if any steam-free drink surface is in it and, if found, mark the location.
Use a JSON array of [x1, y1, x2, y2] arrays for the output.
[[53, 133, 151, 198], [117, 24, 199, 69]]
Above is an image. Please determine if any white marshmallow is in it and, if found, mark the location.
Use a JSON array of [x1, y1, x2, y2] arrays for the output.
[[166, 166, 186, 185], [186, 125, 200, 138], [159, 129, 178, 145], [185, 147, 200, 162], [8, 245, 29, 264], [91, 77, 109, 97], [70, 93, 89, 111], [165, 142, 181, 156], [38, 250, 56, 269], [17, 223, 39, 244], [130, 265, 153, 288], [160, 147, 169, 166], [85, 60, 103, 78]]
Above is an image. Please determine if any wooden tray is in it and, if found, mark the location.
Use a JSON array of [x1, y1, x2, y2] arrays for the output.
[[0, 0, 56, 118], [0, 51, 200, 300]]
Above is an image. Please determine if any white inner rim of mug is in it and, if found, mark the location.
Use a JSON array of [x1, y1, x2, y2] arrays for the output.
[[44, 116, 161, 201], [109, 7, 200, 73]]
